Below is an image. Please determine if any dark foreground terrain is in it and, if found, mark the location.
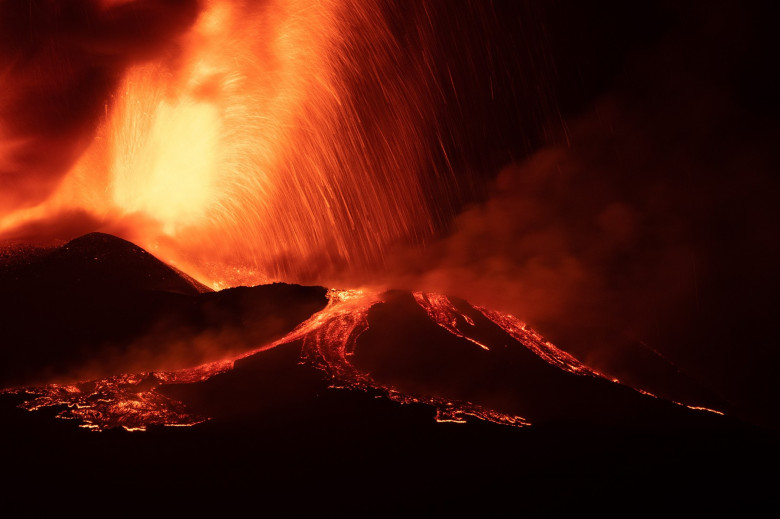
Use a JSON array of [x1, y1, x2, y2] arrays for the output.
[[2, 378, 776, 512]]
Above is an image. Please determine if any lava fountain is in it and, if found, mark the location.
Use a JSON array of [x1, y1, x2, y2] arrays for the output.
[[2, 0, 549, 288]]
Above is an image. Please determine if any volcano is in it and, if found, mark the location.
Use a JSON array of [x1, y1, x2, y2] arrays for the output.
[[2, 0, 779, 512], [1, 234, 776, 510]]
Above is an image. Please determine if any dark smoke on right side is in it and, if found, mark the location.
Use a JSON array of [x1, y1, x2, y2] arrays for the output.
[[366, 0, 780, 428]]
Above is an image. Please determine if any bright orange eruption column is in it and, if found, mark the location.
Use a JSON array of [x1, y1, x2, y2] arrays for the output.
[[1, 0, 465, 289]]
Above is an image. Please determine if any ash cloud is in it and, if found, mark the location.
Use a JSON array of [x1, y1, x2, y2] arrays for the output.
[[0, 0, 199, 213]]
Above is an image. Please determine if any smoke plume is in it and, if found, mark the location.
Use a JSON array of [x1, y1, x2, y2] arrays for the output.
[[371, 0, 780, 425]]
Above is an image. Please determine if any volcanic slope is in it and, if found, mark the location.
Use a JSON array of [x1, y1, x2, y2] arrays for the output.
[[8, 287, 736, 434], [154, 289, 733, 431]]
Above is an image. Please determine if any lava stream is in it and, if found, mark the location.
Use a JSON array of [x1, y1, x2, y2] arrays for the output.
[[3, 289, 723, 431]]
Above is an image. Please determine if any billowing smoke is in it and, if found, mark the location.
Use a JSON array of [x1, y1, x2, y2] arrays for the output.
[[369, 0, 780, 426], [0, 0, 199, 213]]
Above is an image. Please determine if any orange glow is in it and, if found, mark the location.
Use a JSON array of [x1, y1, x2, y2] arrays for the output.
[[676, 403, 726, 416], [414, 292, 491, 351], [0, 0, 456, 287], [110, 81, 221, 233], [6, 290, 718, 432], [4, 291, 535, 430], [476, 304, 604, 377], [0, 2, 733, 433]]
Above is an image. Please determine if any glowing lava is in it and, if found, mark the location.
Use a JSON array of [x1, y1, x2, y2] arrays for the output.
[[5, 290, 536, 430], [0, 0, 468, 288], [6, 289, 724, 432]]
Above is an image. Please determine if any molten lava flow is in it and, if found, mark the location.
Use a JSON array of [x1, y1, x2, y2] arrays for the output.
[[3, 290, 384, 431], [0, 0, 468, 288], [414, 292, 490, 351], [2, 290, 652, 432], [296, 291, 532, 427], [5, 366, 229, 432], [675, 403, 725, 416], [475, 305, 604, 377], [2, 289, 728, 431]]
